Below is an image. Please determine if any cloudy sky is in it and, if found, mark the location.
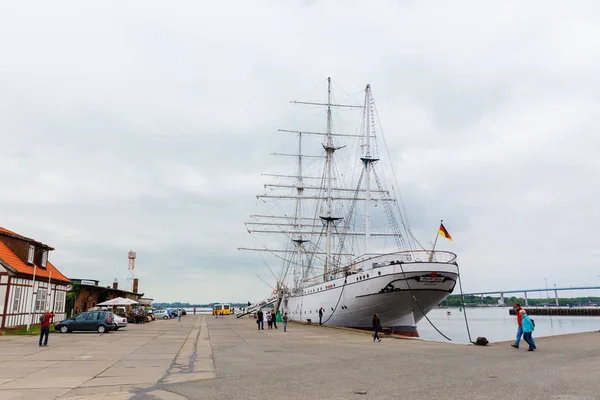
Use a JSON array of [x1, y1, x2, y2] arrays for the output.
[[1, 1, 599, 303]]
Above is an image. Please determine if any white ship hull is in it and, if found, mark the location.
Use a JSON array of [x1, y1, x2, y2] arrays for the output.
[[280, 257, 458, 336]]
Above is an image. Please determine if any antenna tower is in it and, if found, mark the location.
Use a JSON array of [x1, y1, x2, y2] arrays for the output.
[[127, 250, 136, 292]]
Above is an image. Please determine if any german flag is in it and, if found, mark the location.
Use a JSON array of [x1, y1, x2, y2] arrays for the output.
[[438, 223, 452, 241]]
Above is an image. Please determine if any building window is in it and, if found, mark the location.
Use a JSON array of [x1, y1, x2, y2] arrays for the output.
[[41, 251, 48, 267], [35, 288, 47, 312], [55, 291, 64, 312], [27, 245, 35, 264], [12, 286, 21, 313]]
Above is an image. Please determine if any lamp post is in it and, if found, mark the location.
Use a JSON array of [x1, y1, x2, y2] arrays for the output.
[[545, 278, 550, 306]]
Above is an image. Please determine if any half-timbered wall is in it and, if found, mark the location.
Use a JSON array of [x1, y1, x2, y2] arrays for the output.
[[0, 272, 8, 328], [0, 276, 68, 329]]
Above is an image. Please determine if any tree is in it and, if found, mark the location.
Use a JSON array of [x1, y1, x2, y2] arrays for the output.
[[65, 283, 81, 318]]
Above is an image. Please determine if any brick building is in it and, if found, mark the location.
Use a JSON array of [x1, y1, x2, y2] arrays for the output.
[[71, 278, 144, 313]]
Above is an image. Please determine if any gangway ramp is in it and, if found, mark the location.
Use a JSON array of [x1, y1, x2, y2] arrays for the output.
[[236, 295, 277, 318]]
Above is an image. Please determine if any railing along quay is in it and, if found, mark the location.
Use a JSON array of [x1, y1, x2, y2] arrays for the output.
[[509, 307, 600, 316]]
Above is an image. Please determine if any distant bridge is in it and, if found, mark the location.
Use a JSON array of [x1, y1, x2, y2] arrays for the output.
[[460, 286, 600, 306]]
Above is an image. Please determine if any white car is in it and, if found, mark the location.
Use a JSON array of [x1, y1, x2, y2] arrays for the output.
[[153, 309, 170, 320], [113, 315, 128, 330]]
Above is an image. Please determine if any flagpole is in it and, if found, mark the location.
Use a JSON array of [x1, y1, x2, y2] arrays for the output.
[[26, 263, 38, 332], [429, 220, 442, 262], [48, 268, 52, 311]]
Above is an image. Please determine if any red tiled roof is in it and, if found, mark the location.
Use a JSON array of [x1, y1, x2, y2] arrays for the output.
[[0, 231, 70, 284]]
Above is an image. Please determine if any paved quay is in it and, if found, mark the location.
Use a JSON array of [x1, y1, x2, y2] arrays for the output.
[[1, 315, 600, 399], [165, 316, 600, 400], [0, 315, 213, 400]]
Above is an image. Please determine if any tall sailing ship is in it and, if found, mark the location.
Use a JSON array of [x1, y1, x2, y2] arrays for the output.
[[240, 78, 458, 336]]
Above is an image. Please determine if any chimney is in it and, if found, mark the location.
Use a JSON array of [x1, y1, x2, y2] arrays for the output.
[[113, 278, 118, 290], [133, 278, 139, 294]]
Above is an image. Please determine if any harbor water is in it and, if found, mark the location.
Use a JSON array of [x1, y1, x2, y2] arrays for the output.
[[417, 307, 600, 343]]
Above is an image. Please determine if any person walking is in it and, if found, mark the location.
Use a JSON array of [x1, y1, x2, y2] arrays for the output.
[[257, 308, 264, 330], [373, 313, 382, 342], [283, 312, 289, 332], [272, 310, 278, 329], [318, 307, 324, 325], [39, 310, 55, 347], [511, 302, 526, 349], [267, 310, 273, 329], [520, 310, 537, 351], [178, 309, 182, 322]]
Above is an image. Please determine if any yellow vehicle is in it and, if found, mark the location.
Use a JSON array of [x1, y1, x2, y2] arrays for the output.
[[212, 304, 231, 315]]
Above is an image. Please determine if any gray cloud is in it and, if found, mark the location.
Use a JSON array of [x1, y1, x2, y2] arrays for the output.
[[1, 0, 599, 302]]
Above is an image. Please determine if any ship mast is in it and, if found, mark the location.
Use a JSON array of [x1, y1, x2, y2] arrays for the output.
[[320, 77, 344, 282], [361, 85, 378, 255], [325, 78, 333, 280], [292, 132, 307, 289], [241, 78, 408, 290]]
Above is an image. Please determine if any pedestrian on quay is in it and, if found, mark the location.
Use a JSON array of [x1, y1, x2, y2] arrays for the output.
[[283, 312, 289, 332], [511, 302, 526, 349], [272, 310, 278, 329], [373, 313, 382, 342], [178, 309, 182, 322], [39, 309, 55, 347], [520, 310, 537, 351], [257, 308, 264, 330], [319, 307, 324, 325], [267, 310, 273, 329]]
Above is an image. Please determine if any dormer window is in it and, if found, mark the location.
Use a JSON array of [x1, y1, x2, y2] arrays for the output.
[[27, 245, 35, 264], [41, 250, 48, 267]]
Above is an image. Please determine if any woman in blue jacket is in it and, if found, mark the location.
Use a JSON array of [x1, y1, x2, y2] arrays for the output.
[[519, 310, 537, 351]]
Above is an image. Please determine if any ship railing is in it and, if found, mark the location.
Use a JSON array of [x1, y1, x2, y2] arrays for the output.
[[299, 250, 457, 283], [356, 250, 457, 267]]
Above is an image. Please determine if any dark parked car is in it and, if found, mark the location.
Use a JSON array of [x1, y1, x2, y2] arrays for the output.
[[171, 308, 186, 317], [55, 311, 116, 333]]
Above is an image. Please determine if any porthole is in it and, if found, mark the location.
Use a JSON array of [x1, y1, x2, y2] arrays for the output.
[[378, 271, 381, 276], [367, 274, 369, 278]]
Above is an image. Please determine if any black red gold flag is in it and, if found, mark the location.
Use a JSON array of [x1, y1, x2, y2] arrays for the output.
[[438, 223, 452, 241]]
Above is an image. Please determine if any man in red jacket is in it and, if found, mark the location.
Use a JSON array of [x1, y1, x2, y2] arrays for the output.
[[39, 309, 55, 347], [511, 302, 525, 349]]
